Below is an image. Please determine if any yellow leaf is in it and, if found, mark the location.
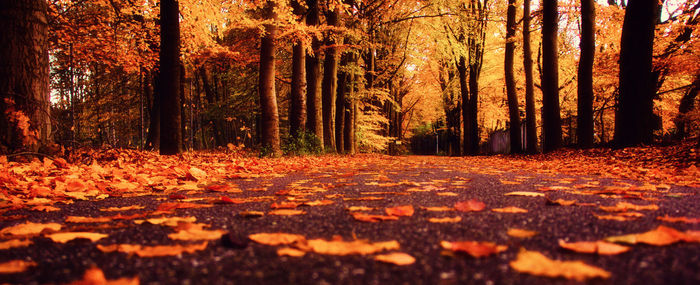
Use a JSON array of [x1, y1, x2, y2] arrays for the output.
[[100, 205, 145, 212], [507, 228, 538, 238], [428, 216, 462, 223], [46, 232, 108, 243], [0, 260, 36, 274], [0, 239, 32, 250], [269, 209, 306, 216], [509, 249, 611, 281], [504, 191, 544, 197], [168, 223, 226, 241], [306, 239, 400, 255], [277, 247, 306, 257], [66, 216, 113, 223], [558, 240, 630, 255], [491, 207, 528, 213], [374, 252, 416, 265], [421, 206, 453, 212], [0, 222, 61, 236], [249, 233, 307, 246], [599, 202, 659, 212], [97, 242, 208, 257], [346, 206, 374, 211], [135, 216, 197, 227]]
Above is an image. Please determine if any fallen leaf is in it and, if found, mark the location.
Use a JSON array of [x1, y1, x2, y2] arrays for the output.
[[168, 223, 226, 241], [509, 249, 611, 281], [491, 206, 528, 213], [67, 267, 139, 285], [136, 216, 197, 227], [269, 209, 306, 216], [505, 191, 545, 197], [0, 239, 32, 250], [0, 222, 61, 236], [386, 205, 414, 217], [187, 167, 207, 181], [545, 198, 576, 206], [0, 260, 36, 274], [558, 240, 630, 255], [605, 225, 700, 246], [249, 233, 307, 246], [507, 228, 538, 238], [421, 206, 453, 212], [30, 205, 60, 212], [374, 252, 416, 265], [206, 184, 241, 193], [436, 192, 458, 196], [100, 205, 145, 212], [303, 200, 334, 206], [66, 216, 113, 223], [46, 232, 108, 243], [346, 206, 374, 211], [594, 212, 644, 221], [351, 212, 400, 222], [277, 247, 306, 257], [440, 241, 507, 257], [428, 216, 462, 223], [97, 242, 208, 257], [156, 202, 212, 212], [500, 180, 521, 185], [454, 199, 486, 212], [271, 201, 302, 209], [306, 239, 400, 255], [656, 215, 700, 224], [599, 202, 659, 212], [239, 210, 265, 218]]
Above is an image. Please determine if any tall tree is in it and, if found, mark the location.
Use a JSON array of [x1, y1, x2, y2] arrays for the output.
[[258, 1, 282, 156], [504, 0, 522, 153], [305, 0, 323, 144], [614, 0, 658, 147], [145, 72, 160, 150], [159, 0, 182, 155], [577, 0, 595, 148], [322, 5, 341, 151], [522, 0, 538, 153], [541, 0, 563, 152], [289, 0, 307, 138], [0, 0, 52, 153]]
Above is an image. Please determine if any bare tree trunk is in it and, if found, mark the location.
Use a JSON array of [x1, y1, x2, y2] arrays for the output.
[[335, 55, 349, 153], [505, 0, 523, 153], [0, 0, 52, 153], [289, 1, 306, 138], [159, 0, 182, 155], [577, 0, 595, 148], [541, 0, 563, 152], [305, 0, 323, 144], [258, 1, 282, 156], [145, 71, 160, 150], [344, 58, 356, 154], [615, 0, 658, 147], [522, 0, 538, 153], [458, 57, 469, 156], [321, 7, 340, 152]]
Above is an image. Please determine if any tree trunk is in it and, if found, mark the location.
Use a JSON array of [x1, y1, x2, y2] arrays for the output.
[[541, 0, 563, 152], [0, 0, 51, 153], [146, 72, 160, 150], [321, 7, 340, 151], [290, 41, 307, 138], [615, 0, 658, 147], [577, 0, 595, 148], [305, 0, 323, 144], [522, 0, 538, 153], [159, 0, 182, 155], [674, 74, 699, 138], [458, 57, 469, 156], [344, 61, 356, 154], [505, 0, 523, 154], [258, 1, 282, 157], [335, 55, 349, 153]]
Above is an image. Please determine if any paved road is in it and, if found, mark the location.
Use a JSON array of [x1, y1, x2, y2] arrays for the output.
[[1, 155, 699, 284]]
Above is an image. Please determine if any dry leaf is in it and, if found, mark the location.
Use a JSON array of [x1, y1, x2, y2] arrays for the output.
[[351, 212, 400, 222], [270, 201, 302, 209], [100, 205, 145, 212], [277, 247, 306, 257], [454, 199, 486, 212], [187, 167, 207, 181], [599, 202, 659, 212], [269, 209, 306, 216], [385, 205, 414, 217], [374, 252, 416, 265], [559, 240, 630, 255], [505, 191, 544, 197], [421, 206, 453, 212], [0, 260, 36, 274], [249, 233, 307, 246], [605, 225, 700, 246], [136, 216, 197, 227], [509, 249, 611, 281], [656, 215, 700, 224], [30, 205, 60, 212], [156, 202, 212, 212], [0, 239, 32, 250], [507, 228, 538, 238], [440, 241, 507, 257], [594, 212, 644, 221], [306, 239, 400, 255], [304, 200, 334, 206], [239, 210, 265, 218], [545, 198, 576, 206], [168, 223, 226, 241], [428, 216, 462, 223], [97, 242, 208, 257], [66, 216, 113, 223], [0, 222, 61, 236], [67, 267, 139, 285], [346, 206, 374, 211], [46, 232, 108, 243], [436, 192, 458, 196], [491, 207, 528, 213]]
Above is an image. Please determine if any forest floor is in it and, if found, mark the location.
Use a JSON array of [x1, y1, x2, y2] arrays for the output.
[[0, 142, 699, 284]]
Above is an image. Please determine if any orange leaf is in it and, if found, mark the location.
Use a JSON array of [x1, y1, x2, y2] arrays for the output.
[[277, 247, 306, 257], [385, 205, 414, 217], [46, 232, 108, 243], [454, 199, 486, 212], [0, 239, 32, 250], [269, 209, 306, 216], [507, 228, 538, 238], [66, 216, 112, 223], [440, 241, 507, 257], [491, 206, 528, 213], [605, 225, 699, 246], [599, 202, 658, 212], [306, 239, 400, 255], [67, 267, 139, 285], [168, 223, 226, 241], [558, 240, 630, 255], [428, 216, 462, 223], [0, 222, 61, 236], [0, 260, 36, 274], [510, 249, 610, 281], [657, 215, 700, 224], [374, 252, 416, 265], [97, 242, 208, 257], [351, 212, 399, 222], [249, 233, 307, 246]]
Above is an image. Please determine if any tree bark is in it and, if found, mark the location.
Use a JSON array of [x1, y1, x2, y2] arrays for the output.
[[335, 55, 350, 153], [541, 0, 563, 152], [289, 1, 307, 138], [505, 0, 523, 153], [305, 0, 323, 144], [577, 0, 595, 148], [458, 57, 469, 156], [0, 0, 52, 153], [674, 74, 699, 138], [258, 1, 282, 156], [145, 71, 160, 150], [159, 0, 182, 155], [321, 7, 340, 151], [522, 0, 538, 153], [344, 59, 356, 154], [614, 0, 658, 147]]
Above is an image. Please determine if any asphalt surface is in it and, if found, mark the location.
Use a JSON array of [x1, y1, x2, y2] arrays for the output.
[[1, 155, 699, 284]]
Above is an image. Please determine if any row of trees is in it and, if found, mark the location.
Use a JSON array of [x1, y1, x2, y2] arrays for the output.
[[1, 0, 698, 156]]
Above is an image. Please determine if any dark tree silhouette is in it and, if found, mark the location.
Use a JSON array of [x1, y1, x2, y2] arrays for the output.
[[159, 0, 182, 155]]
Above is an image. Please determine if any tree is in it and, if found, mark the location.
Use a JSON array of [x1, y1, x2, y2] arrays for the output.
[[322, 5, 341, 152], [522, 0, 537, 153], [541, 0, 563, 152], [258, 1, 282, 156], [577, 0, 595, 148], [159, 0, 182, 155], [0, 0, 52, 153], [289, 0, 307, 138], [305, 0, 323, 145], [504, 0, 522, 153], [614, 0, 657, 147]]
